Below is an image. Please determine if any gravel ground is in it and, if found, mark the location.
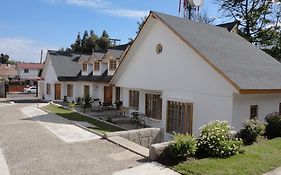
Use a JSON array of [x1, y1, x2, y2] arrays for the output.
[[0, 103, 145, 175]]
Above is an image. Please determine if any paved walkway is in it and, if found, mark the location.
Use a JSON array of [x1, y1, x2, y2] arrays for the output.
[[112, 162, 180, 175], [0, 103, 144, 175], [264, 167, 281, 175], [20, 106, 101, 143]]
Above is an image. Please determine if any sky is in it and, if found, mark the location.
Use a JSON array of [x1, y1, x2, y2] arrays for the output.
[[0, 0, 222, 63]]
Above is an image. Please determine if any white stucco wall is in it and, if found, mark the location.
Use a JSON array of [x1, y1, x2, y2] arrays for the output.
[[112, 17, 237, 136], [232, 94, 281, 130], [42, 56, 58, 101]]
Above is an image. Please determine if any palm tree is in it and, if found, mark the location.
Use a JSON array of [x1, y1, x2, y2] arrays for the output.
[[82, 95, 93, 113]]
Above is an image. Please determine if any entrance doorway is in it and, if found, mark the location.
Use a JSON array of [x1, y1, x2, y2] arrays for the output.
[[104, 86, 112, 103], [54, 84, 61, 100]]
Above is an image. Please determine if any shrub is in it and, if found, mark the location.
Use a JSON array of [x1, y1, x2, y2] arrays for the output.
[[82, 95, 93, 113], [197, 121, 242, 157], [238, 119, 265, 145], [168, 133, 197, 159], [265, 112, 281, 138], [68, 101, 76, 109]]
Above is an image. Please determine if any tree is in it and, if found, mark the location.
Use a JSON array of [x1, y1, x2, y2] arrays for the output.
[[214, 0, 281, 59], [70, 32, 82, 52], [197, 10, 216, 24], [96, 30, 112, 50], [0, 53, 10, 64], [68, 30, 112, 53], [136, 16, 147, 35]]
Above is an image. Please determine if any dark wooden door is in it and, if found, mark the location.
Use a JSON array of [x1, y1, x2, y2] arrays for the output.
[[104, 86, 113, 103], [54, 84, 61, 100]]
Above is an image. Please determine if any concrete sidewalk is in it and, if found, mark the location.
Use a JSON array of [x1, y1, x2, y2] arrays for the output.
[[0, 148, 10, 175], [20, 106, 101, 143], [264, 167, 281, 175], [112, 162, 180, 175]]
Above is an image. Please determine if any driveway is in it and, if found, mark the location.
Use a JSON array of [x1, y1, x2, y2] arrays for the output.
[[0, 103, 145, 175]]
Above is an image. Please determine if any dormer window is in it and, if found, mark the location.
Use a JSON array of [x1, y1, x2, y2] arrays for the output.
[[109, 60, 117, 71], [82, 63, 87, 72], [94, 61, 100, 71]]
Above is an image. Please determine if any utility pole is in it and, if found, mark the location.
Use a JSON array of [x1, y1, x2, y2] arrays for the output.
[[109, 38, 121, 46]]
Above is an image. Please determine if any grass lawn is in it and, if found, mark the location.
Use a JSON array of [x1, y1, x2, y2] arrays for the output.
[[42, 104, 124, 134], [174, 138, 281, 175]]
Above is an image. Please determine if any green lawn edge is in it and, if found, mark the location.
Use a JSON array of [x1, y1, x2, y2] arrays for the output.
[[42, 104, 124, 133], [173, 138, 281, 175]]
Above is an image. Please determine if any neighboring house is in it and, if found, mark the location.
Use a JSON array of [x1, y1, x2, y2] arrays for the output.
[[217, 21, 239, 33], [40, 44, 129, 102], [110, 11, 281, 138], [0, 64, 17, 80], [16, 63, 43, 84]]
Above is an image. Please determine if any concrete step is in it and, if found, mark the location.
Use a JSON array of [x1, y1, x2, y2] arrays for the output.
[[109, 136, 149, 157]]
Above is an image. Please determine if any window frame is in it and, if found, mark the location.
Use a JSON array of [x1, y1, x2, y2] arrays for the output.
[[145, 93, 162, 120], [109, 59, 117, 71], [166, 101, 193, 134], [82, 63, 88, 72], [250, 105, 258, 119], [129, 90, 139, 109], [46, 83, 51, 95], [115, 87, 120, 101], [94, 61, 100, 71]]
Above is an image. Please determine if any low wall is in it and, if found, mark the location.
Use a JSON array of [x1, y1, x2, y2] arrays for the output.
[[105, 128, 164, 148]]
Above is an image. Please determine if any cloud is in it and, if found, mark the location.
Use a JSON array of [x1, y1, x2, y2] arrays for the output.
[[104, 9, 148, 18], [0, 38, 57, 63], [44, 0, 147, 19]]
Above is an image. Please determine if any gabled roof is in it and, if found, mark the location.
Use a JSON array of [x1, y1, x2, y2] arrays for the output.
[[47, 50, 112, 82], [112, 11, 281, 94], [217, 21, 239, 32], [16, 63, 43, 69], [48, 50, 83, 78]]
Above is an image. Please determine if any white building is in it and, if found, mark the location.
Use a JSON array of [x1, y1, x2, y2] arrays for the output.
[[110, 11, 281, 137], [16, 63, 43, 84], [40, 44, 129, 103]]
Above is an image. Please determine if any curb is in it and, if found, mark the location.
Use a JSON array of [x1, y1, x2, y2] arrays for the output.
[[51, 102, 127, 131]]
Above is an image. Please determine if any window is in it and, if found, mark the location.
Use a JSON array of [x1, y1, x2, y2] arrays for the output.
[[82, 63, 87, 72], [129, 90, 139, 109], [46, 83, 51, 95], [84, 85, 90, 98], [109, 60, 117, 71], [250, 105, 258, 119], [24, 69, 29, 73], [166, 101, 193, 134], [145, 94, 162, 120], [67, 84, 73, 97], [279, 103, 281, 113], [115, 87, 120, 101], [156, 44, 163, 54], [94, 61, 100, 71]]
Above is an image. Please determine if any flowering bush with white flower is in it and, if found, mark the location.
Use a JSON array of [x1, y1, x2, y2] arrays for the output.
[[197, 121, 242, 157]]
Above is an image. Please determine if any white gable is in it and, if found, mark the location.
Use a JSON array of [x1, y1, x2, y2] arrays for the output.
[[42, 53, 58, 82], [111, 17, 237, 96]]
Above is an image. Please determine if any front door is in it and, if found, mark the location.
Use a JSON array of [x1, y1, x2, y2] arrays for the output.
[[54, 84, 61, 100], [104, 86, 113, 103]]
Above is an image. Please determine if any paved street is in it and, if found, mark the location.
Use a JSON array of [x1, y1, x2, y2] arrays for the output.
[[0, 102, 145, 175]]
